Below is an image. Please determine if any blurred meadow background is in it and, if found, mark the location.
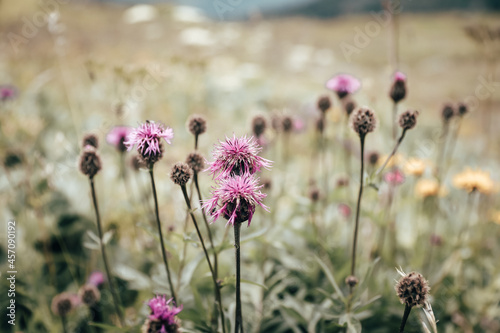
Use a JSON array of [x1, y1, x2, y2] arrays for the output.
[[1, 0, 500, 332]]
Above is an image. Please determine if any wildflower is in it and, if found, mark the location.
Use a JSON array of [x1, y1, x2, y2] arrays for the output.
[[349, 107, 377, 137], [366, 151, 380, 166], [336, 176, 349, 187], [404, 158, 427, 176], [170, 162, 192, 186], [185, 152, 205, 173], [309, 186, 321, 202], [441, 104, 455, 123], [187, 114, 207, 136], [453, 168, 496, 194], [79, 146, 102, 179], [395, 269, 430, 307], [88, 271, 105, 287], [142, 295, 182, 333], [389, 71, 407, 104], [457, 103, 468, 117], [317, 95, 332, 113], [203, 174, 268, 226], [252, 115, 267, 137], [79, 284, 101, 306], [3, 150, 24, 169], [345, 275, 358, 288], [207, 135, 271, 180], [342, 97, 357, 116], [282, 116, 293, 133], [0, 85, 17, 101], [399, 110, 419, 131], [51, 292, 79, 316], [338, 203, 351, 218], [326, 73, 361, 99], [124, 121, 174, 166], [384, 168, 405, 186], [106, 126, 132, 152], [83, 134, 99, 148], [415, 179, 444, 198]]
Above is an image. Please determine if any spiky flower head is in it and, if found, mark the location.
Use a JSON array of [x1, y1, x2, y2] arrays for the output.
[[88, 271, 105, 287], [441, 104, 455, 122], [395, 269, 430, 308], [326, 74, 361, 99], [399, 110, 419, 131], [142, 295, 182, 333], [124, 121, 174, 166], [79, 284, 101, 306], [317, 95, 332, 113], [51, 292, 79, 316], [79, 145, 102, 179], [207, 135, 272, 180], [349, 107, 377, 137], [389, 71, 407, 103], [252, 115, 267, 137], [170, 162, 192, 186], [0, 85, 17, 101], [187, 114, 207, 136], [107, 126, 132, 152], [82, 134, 99, 149], [203, 174, 268, 227], [185, 152, 205, 173]]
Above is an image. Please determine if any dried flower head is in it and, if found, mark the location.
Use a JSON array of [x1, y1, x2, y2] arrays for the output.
[[187, 115, 207, 136], [0, 85, 17, 101], [349, 107, 377, 136], [309, 186, 321, 202], [124, 121, 174, 166], [345, 275, 359, 287], [170, 162, 192, 186], [252, 115, 267, 137], [282, 116, 293, 133], [83, 134, 99, 149], [185, 152, 205, 173], [51, 292, 79, 316], [88, 271, 105, 287], [441, 104, 455, 122], [3, 150, 24, 169], [457, 103, 468, 117], [317, 95, 332, 113], [395, 269, 430, 307], [207, 135, 272, 180], [142, 295, 182, 333], [453, 168, 497, 194], [326, 74, 361, 99], [389, 71, 407, 103], [367, 151, 380, 166], [336, 176, 349, 187], [203, 174, 268, 227], [79, 284, 101, 306], [398, 110, 419, 131], [79, 146, 102, 179], [107, 126, 132, 153], [343, 97, 357, 116]]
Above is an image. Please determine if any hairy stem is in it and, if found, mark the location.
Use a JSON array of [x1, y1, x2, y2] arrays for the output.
[[149, 168, 177, 304]]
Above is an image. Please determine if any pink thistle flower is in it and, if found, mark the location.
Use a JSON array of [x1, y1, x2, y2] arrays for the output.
[[106, 126, 132, 153], [326, 74, 361, 99], [338, 203, 351, 218], [207, 135, 272, 180], [383, 168, 405, 186], [124, 121, 174, 165], [0, 85, 17, 101], [144, 295, 182, 332], [88, 271, 106, 287], [203, 174, 269, 227], [394, 71, 406, 82]]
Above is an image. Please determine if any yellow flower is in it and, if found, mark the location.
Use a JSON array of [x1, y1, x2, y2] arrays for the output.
[[404, 158, 427, 176], [415, 178, 447, 198], [378, 153, 404, 169], [452, 168, 497, 194]]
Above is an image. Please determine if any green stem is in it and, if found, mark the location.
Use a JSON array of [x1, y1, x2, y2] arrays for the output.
[[89, 178, 124, 327], [234, 222, 243, 333], [62, 315, 68, 333], [350, 134, 365, 282], [149, 168, 177, 304]]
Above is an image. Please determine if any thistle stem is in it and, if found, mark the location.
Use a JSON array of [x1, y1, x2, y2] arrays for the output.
[[89, 178, 124, 327], [180, 185, 226, 333], [62, 315, 68, 333], [392, 102, 398, 141], [234, 222, 243, 333], [149, 168, 177, 305], [350, 134, 365, 281], [399, 304, 412, 333], [376, 129, 407, 176]]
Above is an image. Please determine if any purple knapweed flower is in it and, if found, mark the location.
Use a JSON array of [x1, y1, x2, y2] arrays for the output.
[[51, 292, 80, 316], [0, 85, 17, 102], [326, 74, 361, 99], [88, 271, 105, 287], [207, 135, 271, 180], [142, 295, 182, 333], [384, 168, 405, 186], [107, 126, 132, 153], [124, 121, 174, 165], [203, 174, 269, 227]]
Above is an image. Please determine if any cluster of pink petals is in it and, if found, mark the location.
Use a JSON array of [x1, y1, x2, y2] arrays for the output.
[[124, 121, 174, 157], [207, 135, 272, 180], [0, 85, 17, 101], [383, 168, 405, 186], [147, 295, 183, 325], [203, 174, 269, 227], [393, 71, 407, 82], [88, 271, 105, 287], [325, 74, 361, 96], [106, 126, 132, 150]]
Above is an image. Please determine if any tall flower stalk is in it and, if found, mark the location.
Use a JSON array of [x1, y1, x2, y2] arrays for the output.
[[125, 121, 177, 304], [170, 162, 226, 333], [79, 142, 124, 326]]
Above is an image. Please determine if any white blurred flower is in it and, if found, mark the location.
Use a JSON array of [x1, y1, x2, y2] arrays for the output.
[[179, 27, 215, 46], [123, 5, 158, 24], [172, 6, 207, 23]]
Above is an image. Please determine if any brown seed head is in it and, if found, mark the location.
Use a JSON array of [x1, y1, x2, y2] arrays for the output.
[[343, 97, 357, 116], [170, 162, 192, 186], [187, 115, 207, 136], [79, 284, 101, 307], [282, 116, 293, 133], [345, 275, 359, 288], [309, 186, 321, 202], [399, 110, 419, 131], [390, 79, 407, 104], [83, 134, 99, 149], [185, 152, 205, 173], [367, 151, 380, 166], [317, 95, 332, 113], [395, 271, 430, 307], [79, 146, 102, 178], [51, 293, 76, 317], [458, 103, 468, 117], [442, 104, 455, 122], [350, 107, 377, 136], [252, 115, 267, 137]]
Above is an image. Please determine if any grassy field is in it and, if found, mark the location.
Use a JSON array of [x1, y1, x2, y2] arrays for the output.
[[1, 1, 500, 332]]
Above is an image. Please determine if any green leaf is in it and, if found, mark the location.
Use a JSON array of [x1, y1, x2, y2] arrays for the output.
[[314, 255, 345, 302]]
